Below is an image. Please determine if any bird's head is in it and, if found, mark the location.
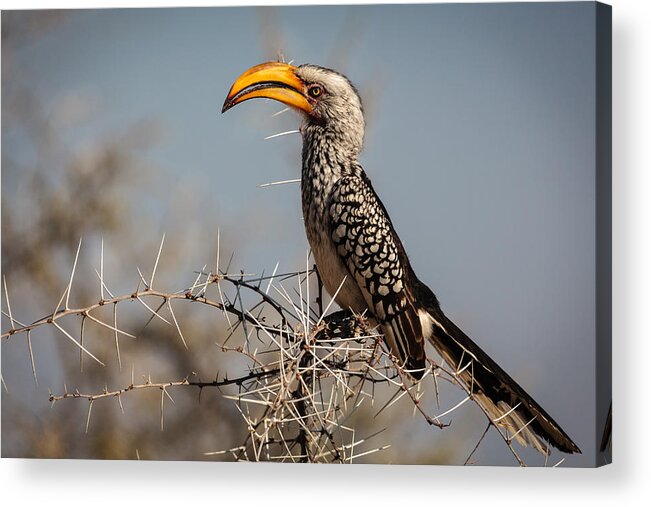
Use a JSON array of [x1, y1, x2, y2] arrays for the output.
[[222, 62, 365, 154]]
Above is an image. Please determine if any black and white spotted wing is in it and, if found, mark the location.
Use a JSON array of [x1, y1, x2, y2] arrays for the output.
[[327, 174, 426, 377]]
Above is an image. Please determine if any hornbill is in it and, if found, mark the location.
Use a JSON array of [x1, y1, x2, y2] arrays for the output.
[[222, 62, 581, 456]]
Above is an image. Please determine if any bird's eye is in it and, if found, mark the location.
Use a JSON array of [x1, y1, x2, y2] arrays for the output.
[[308, 85, 323, 98]]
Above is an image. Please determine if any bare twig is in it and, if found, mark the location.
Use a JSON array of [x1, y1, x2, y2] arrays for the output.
[[3, 243, 552, 466]]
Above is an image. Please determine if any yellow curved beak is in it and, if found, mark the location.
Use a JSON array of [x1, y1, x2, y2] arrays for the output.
[[221, 62, 311, 114]]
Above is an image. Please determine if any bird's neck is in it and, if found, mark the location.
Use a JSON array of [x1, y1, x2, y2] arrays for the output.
[[300, 122, 364, 241], [300, 122, 363, 184]]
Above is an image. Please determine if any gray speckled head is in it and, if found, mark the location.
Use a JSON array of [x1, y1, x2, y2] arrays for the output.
[[296, 64, 365, 156]]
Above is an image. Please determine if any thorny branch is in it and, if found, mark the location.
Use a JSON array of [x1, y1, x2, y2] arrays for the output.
[[1, 239, 560, 465]]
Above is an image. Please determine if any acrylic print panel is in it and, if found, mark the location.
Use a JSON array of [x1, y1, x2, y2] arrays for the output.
[[1, 2, 611, 467]]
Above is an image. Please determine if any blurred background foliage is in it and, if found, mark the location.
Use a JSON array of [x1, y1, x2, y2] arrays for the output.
[[2, 10, 239, 460]]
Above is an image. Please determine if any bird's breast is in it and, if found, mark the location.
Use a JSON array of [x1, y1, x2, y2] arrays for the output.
[[301, 170, 367, 314]]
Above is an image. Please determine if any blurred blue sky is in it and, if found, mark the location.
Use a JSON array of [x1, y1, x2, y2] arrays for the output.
[[3, 2, 600, 466]]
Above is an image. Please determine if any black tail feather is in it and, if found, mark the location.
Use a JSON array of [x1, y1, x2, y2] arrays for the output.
[[414, 280, 581, 455]]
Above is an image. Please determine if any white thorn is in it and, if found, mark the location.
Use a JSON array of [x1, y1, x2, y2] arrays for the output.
[[264, 129, 300, 140]]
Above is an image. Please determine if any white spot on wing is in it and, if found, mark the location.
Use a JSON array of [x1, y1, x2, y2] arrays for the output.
[[418, 310, 434, 340]]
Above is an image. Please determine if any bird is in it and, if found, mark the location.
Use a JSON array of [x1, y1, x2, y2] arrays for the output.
[[222, 61, 581, 456]]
